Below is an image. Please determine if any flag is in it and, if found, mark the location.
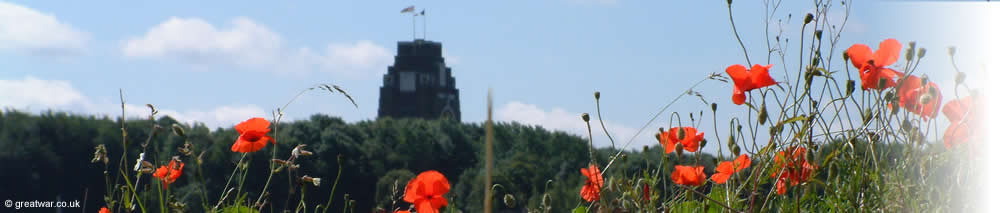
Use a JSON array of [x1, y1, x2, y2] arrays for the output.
[[414, 9, 425, 16], [400, 5, 415, 13]]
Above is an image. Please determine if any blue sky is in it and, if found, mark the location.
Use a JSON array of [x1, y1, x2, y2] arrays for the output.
[[1, 1, 996, 152]]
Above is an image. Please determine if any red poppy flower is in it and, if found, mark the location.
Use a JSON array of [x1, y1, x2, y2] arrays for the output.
[[771, 147, 815, 195], [943, 95, 980, 149], [231, 117, 275, 153], [710, 154, 751, 184], [579, 164, 604, 202], [99, 207, 111, 213], [671, 165, 706, 186], [152, 159, 184, 189], [895, 76, 941, 120], [403, 170, 450, 213], [726, 64, 778, 105], [847, 39, 904, 90], [659, 127, 705, 154]]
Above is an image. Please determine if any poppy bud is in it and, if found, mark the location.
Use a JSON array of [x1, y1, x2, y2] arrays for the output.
[[594, 91, 601, 100], [843, 50, 850, 62], [542, 194, 552, 207], [909, 41, 916, 49], [878, 78, 888, 90], [920, 93, 933, 105], [737, 125, 742, 132], [863, 108, 873, 124], [674, 143, 684, 157], [901, 119, 912, 131], [917, 48, 926, 58], [731, 146, 741, 156], [643, 145, 649, 152], [758, 104, 768, 125], [804, 13, 814, 24], [845, 80, 855, 96], [727, 0, 732, 5], [815, 30, 822, 40], [171, 124, 186, 137], [711, 103, 718, 112], [581, 113, 590, 122], [676, 128, 686, 140], [955, 72, 966, 85], [700, 139, 707, 148], [727, 135, 736, 148], [905, 48, 914, 61], [948, 46, 956, 56], [504, 194, 516, 208]]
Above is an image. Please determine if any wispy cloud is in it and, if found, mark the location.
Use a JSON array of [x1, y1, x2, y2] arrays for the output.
[[0, 2, 89, 56], [121, 17, 390, 76], [496, 101, 647, 148]]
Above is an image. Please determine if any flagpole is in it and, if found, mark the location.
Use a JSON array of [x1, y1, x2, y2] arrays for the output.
[[412, 15, 416, 40], [423, 10, 427, 39]]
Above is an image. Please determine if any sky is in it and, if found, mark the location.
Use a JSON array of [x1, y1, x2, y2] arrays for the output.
[[1, 0, 996, 154]]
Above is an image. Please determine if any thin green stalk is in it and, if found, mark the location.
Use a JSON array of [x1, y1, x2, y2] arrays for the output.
[[322, 156, 344, 213]]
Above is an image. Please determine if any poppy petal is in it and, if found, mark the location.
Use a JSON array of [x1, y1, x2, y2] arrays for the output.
[[873, 38, 902, 67], [732, 87, 747, 105], [749, 64, 777, 89], [429, 196, 448, 210], [846, 44, 874, 69], [711, 172, 733, 184], [734, 154, 751, 170], [726, 64, 751, 91], [235, 117, 271, 135]]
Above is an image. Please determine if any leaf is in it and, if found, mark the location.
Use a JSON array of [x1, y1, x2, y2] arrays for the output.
[[779, 115, 808, 125], [572, 206, 588, 213]]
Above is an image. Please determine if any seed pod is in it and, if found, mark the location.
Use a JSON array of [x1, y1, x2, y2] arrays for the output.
[[503, 194, 516, 208], [711, 103, 718, 112], [917, 48, 926, 58], [846, 80, 856, 96], [815, 30, 823, 40], [804, 13, 814, 24], [581, 113, 590, 122], [700, 139, 707, 148], [171, 124, 186, 137], [594, 91, 601, 100], [948, 46, 956, 56], [878, 78, 888, 90], [843, 51, 850, 61]]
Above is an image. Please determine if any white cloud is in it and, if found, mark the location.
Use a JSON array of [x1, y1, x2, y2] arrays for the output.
[[0, 2, 88, 55], [0, 76, 88, 109], [0, 76, 266, 129], [497, 101, 645, 148], [121, 17, 391, 75]]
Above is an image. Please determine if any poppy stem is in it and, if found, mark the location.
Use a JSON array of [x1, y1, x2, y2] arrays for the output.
[[727, 2, 752, 67], [679, 185, 742, 212]]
